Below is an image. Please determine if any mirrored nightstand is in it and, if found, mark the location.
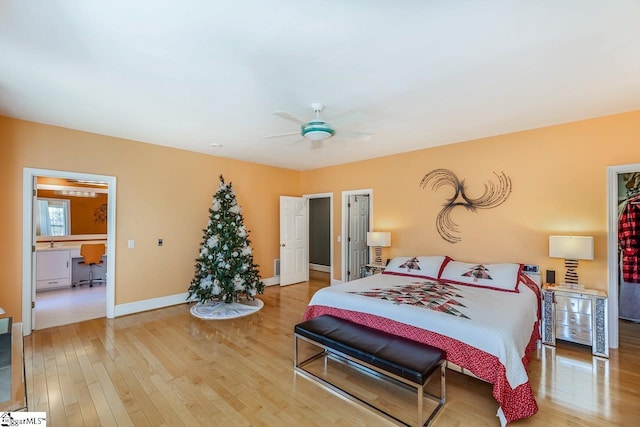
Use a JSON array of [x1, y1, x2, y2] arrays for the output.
[[541, 286, 608, 358]]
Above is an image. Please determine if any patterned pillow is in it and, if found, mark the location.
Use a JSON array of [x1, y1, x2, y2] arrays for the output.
[[382, 256, 449, 280], [440, 261, 521, 292]]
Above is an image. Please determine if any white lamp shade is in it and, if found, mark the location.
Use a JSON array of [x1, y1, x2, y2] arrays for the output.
[[367, 232, 391, 247], [549, 236, 594, 260]]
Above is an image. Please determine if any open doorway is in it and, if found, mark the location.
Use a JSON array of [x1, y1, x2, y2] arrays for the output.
[[341, 189, 373, 282], [307, 193, 333, 286], [607, 163, 640, 349], [278, 193, 333, 287], [22, 168, 116, 334]]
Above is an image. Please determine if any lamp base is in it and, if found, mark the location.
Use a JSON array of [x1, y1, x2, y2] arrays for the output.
[[374, 246, 382, 264], [564, 258, 580, 285]]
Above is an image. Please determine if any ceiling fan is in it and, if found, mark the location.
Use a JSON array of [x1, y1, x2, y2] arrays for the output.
[[265, 103, 372, 149]]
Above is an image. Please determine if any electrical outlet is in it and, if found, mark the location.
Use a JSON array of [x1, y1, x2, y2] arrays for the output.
[[128, 240, 135, 249], [157, 238, 163, 247]]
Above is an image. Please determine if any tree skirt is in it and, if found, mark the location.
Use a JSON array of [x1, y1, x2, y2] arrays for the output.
[[190, 298, 264, 320]]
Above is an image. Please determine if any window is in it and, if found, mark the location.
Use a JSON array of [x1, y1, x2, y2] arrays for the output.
[[36, 198, 70, 236]]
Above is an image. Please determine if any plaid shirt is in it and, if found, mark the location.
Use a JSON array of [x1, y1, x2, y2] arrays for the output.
[[619, 197, 640, 283]]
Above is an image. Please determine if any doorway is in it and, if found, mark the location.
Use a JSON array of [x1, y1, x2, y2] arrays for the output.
[[607, 163, 640, 349], [279, 193, 334, 286], [307, 193, 333, 284], [341, 189, 373, 282], [22, 168, 117, 334]]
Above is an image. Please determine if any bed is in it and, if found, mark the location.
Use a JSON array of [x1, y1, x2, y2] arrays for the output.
[[303, 256, 541, 425]]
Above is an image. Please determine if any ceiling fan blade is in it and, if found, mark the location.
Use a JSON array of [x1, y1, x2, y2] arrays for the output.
[[274, 111, 306, 126], [263, 131, 300, 139], [338, 130, 373, 141], [330, 111, 367, 128], [286, 138, 306, 147]]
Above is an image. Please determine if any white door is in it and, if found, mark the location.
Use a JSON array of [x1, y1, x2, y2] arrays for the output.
[[280, 196, 308, 286], [30, 176, 37, 329], [348, 195, 369, 281]]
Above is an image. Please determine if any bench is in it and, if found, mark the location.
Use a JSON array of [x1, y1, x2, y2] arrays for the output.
[[294, 315, 446, 426]]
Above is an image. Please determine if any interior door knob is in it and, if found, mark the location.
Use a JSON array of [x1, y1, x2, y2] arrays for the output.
[[281, 243, 285, 247]]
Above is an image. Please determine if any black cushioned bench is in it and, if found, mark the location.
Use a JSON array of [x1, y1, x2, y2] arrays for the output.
[[294, 315, 446, 426]]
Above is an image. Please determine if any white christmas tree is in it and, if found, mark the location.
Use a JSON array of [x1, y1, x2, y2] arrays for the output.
[[187, 175, 264, 304]]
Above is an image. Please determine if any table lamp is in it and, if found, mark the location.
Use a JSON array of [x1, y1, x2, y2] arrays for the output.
[[367, 231, 391, 265], [549, 235, 594, 288]]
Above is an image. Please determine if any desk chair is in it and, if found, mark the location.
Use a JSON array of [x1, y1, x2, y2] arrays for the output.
[[73, 243, 106, 287]]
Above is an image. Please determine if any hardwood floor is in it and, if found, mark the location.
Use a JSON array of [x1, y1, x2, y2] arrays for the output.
[[35, 286, 106, 330], [24, 271, 640, 426]]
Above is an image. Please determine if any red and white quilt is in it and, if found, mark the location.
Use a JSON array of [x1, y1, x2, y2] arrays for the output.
[[303, 273, 541, 424], [349, 281, 471, 318]]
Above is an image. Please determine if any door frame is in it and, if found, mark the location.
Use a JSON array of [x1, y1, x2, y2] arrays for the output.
[[304, 192, 334, 282], [607, 162, 640, 349], [22, 167, 117, 335], [341, 189, 373, 282]]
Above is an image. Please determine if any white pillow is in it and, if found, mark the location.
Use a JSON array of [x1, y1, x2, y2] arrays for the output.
[[440, 261, 521, 292], [382, 256, 449, 280]]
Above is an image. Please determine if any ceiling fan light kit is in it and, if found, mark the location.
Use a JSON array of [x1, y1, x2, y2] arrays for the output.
[[301, 121, 335, 141]]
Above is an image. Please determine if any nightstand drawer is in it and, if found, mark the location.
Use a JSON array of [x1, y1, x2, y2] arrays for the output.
[[555, 295, 592, 315], [555, 310, 592, 329], [556, 325, 592, 345]]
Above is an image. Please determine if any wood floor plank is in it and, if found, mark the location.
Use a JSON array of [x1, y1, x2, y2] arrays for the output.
[[110, 356, 166, 426], [148, 374, 202, 426], [127, 410, 152, 427], [145, 388, 187, 427], [192, 380, 251, 427], [51, 329, 79, 410], [91, 362, 134, 427], [87, 380, 118, 426], [131, 336, 175, 383], [72, 378, 100, 426], [22, 271, 640, 426]]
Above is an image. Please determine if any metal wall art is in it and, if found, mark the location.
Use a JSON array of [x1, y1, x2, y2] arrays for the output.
[[419, 168, 512, 243], [94, 203, 108, 223]]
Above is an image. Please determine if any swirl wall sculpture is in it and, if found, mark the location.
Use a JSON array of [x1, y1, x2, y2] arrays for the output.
[[419, 168, 512, 243]]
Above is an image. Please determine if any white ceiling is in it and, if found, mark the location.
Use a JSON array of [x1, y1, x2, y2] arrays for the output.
[[1, 1, 639, 171]]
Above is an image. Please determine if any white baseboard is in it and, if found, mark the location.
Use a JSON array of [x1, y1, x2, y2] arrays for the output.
[[331, 279, 342, 286], [263, 276, 280, 286], [309, 263, 331, 273], [114, 278, 281, 317], [115, 292, 189, 317]]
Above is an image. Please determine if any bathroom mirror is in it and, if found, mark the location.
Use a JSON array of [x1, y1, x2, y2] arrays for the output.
[[35, 179, 108, 241]]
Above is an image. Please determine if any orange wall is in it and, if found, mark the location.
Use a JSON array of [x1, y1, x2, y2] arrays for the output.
[[301, 111, 640, 288], [0, 116, 301, 321], [3, 111, 639, 322]]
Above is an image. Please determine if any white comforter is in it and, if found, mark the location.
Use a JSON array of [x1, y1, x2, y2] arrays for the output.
[[306, 273, 539, 389]]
